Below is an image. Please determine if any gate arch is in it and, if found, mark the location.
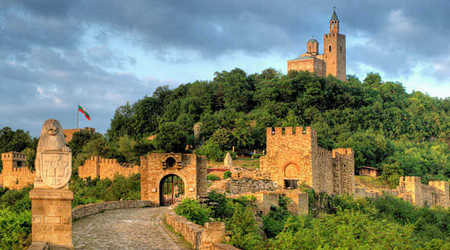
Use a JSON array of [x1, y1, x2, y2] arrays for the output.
[[159, 174, 185, 206]]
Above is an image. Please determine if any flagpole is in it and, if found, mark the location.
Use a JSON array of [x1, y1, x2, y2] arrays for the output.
[[77, 104, 79, 129]]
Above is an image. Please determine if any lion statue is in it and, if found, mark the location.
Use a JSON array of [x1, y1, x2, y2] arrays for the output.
[[34, 119, 71, 187]]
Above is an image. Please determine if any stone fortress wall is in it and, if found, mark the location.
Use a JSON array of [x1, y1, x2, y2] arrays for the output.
[[259, 127, 354, 195], [394, 176, 448, 208], [0, 152, 34, 189], [78, 156, 139, 180], [1, 127, 447, 209], [355, 176, 449, 208]]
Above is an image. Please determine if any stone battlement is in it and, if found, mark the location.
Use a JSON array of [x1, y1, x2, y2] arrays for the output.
[[1, 151, 26, 161], [78, 156, 139, 180], [261, 126, 353, 195], [0, 151, 34, 189], [332, 148, 353, 157], [266, 127, 317, 137]]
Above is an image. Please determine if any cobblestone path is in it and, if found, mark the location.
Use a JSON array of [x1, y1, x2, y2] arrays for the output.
[[73, 207, 189, 250]]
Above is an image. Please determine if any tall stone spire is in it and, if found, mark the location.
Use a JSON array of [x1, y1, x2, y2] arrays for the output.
[[329, 7, 340, 33], [331, 7, 339, 21]]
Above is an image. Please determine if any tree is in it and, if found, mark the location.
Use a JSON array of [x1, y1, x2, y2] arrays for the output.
[[337, 130, 394, 170], [131, 96, 161, 137], [117, 135, 138, 163], [68, 131, 97, 159], [153, 122, 189, 152], [106, 103, 134, 140]]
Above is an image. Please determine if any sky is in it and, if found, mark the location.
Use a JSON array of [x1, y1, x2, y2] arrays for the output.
[[0, 0, 449, 137]]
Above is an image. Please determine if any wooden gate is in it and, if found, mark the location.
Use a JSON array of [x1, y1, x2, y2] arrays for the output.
[[160, 174, 185, 206]]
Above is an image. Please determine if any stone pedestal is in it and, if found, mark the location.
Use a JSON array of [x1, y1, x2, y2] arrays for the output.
[[30, 188, 73, 249]]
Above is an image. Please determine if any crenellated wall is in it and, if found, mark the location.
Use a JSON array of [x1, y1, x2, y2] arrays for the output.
[[78, 156, 139, 180], [260, 127, 318, 189], [260, 127, 354, 195], [0, 152, 34, 189], [396, 176, 449, 208]]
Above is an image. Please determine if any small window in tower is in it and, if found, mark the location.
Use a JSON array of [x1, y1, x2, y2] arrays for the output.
[[340, 45, 342, 52], [329, 45, 332, 52], [284, 179, 298, 189]]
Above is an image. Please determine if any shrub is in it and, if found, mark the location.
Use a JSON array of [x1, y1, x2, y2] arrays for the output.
[[206, 191, 234, 219], [70, 174, 141, 207], [207, 174, 220, 181], [268, 210, 419, 249], [0, 208, 31, 249], [231, 195, 257, 208], [197, 141, 225, 161], [224, 170, 232, 179], [262, 206, 290, 238], [228, 205, 264, 250], [0, 188, 31, 212], [262, 195, 292, 238], [175, 198, 211, 225]]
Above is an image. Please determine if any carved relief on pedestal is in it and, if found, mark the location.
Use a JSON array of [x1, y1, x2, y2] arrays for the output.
[[40, 151, 72, 189]]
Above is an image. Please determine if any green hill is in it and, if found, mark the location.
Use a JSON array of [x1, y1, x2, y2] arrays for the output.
[[104, 68, 449, 185]]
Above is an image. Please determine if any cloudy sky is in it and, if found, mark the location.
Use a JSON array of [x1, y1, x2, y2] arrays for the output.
[[0, 0, 449, 136]]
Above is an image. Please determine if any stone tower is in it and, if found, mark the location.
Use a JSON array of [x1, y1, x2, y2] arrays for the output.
[[323, 8, 346, 81], [287, 8, 346, 81], [0, 152, 34, 189]]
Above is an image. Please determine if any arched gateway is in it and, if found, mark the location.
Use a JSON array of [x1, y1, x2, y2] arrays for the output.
[[160, 174, 184, 205], [140, 153, 208, 206]]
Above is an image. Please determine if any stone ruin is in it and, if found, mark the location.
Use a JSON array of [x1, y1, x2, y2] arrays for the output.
[[224, 152, 232, 168], [354, 176, 449, 208]]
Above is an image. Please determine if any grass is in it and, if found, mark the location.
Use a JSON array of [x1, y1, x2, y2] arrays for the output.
[[355, 176, 392, 190], [234, 158, 260, 169], [207, 157, 260, 170]]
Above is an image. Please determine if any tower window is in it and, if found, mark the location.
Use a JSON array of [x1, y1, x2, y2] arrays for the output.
[[329, 45, 332, 52]]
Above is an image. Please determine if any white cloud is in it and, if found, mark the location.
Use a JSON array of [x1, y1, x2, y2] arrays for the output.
[[387, 10, 414, 34]]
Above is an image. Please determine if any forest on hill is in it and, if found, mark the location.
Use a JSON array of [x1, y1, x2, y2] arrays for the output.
[[0, 69, 448, 185]]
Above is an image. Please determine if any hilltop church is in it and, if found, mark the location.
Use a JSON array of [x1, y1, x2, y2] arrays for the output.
[[287, 9, 346, 81]]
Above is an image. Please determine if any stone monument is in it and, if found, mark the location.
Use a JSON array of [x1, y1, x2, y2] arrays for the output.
[[224, 152, 232, 169], [29, 119, 73, 248]]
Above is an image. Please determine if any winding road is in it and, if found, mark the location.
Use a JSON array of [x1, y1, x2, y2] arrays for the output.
[[73, 207, 190, 250]]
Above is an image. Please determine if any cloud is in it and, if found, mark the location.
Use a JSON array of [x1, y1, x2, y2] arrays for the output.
[[0, 0, 449, 136], [0, 45, 155, 136]]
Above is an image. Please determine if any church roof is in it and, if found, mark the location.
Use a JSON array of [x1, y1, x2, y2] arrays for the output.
[[308, 38, 318, 44], [331, 9, 339, 21]]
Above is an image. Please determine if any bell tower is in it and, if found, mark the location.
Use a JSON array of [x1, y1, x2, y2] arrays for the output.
[[323, 8, 346, 81]]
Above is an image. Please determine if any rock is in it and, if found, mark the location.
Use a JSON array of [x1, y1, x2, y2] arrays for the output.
[[224, 152, 232, 168]]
